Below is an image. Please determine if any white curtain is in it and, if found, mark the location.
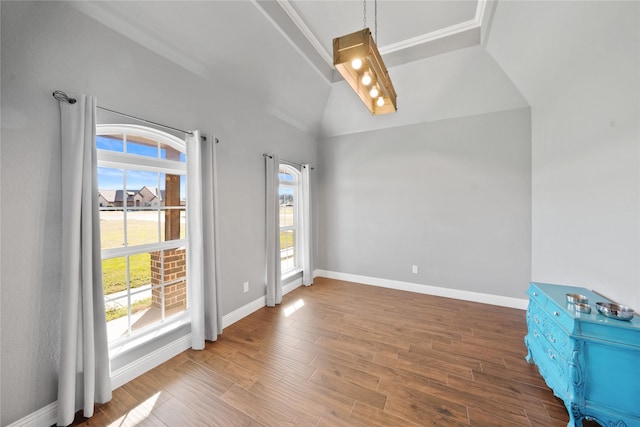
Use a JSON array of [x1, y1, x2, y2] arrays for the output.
[[265, 154, 282, 306], [300, 164, 314, 286], [57, 94, 112, 426], [187, 131, 222, 349]]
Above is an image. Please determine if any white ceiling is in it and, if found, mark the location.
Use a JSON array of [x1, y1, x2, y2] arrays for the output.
[[289, 0, 478, 49]]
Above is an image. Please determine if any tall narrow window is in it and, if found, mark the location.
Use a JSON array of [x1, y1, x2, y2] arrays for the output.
[[279, 165, 300, 274], [96, 124, 188, 344]]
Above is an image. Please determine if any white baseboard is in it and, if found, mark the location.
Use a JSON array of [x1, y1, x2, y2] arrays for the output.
[[6, 401, 58, 427], [222, 296, 266, 328], [314, 269, 529, 310], [221, 277, 303, 329]]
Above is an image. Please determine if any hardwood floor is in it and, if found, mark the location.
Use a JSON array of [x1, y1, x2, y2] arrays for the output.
[[70, 277, 592, 426]]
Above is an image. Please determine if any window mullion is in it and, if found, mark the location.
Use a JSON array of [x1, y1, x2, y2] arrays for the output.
[[102, 240, 187, 260], [97, 153, 186, 176], [126, 255, 132, 336]]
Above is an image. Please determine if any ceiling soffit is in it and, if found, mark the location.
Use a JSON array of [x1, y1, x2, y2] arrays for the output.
[[255, 0, 490, 81]]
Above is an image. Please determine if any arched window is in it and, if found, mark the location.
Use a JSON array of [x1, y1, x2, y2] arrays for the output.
[[279, 164, 301, 274], [96, 124, 188, 344]]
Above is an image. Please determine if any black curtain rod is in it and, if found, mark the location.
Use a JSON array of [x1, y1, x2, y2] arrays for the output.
[[263, 153, 314, 170], [52, 91, 213, 143]]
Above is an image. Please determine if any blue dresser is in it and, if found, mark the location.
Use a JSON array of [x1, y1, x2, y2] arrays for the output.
[[525, 282, 640, 427]]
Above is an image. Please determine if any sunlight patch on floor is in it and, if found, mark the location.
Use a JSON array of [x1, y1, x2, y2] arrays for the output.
[[109, 391, 161, 426], [284, 299, 305, 317]]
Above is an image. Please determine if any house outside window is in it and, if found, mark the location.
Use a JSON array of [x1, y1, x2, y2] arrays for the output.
[[279, 165, 300, 274], [96, 124, 188, 344]]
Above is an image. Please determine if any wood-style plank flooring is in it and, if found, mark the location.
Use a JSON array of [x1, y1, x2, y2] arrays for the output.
[[70, 277, 593, 426]]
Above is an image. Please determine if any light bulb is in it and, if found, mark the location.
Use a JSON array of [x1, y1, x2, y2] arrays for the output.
[[377, 97, 385, 107], [362, 73, 372, 86], [351, 58, 362, 70], [369, 86, 379, 98]]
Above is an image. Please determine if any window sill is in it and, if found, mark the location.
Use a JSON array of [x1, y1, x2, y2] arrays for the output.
[[282, 268, 303, 282], [108, 312, 191, 360]]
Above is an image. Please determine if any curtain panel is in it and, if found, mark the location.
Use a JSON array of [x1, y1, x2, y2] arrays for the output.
[[265, 154, 282, 306], [57, 94, 112, 426], [300, 164, 314, 286], [202, 134, 222, 342], [186, 131, 222, 349]]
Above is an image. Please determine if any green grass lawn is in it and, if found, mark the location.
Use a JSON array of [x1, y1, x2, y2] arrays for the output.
[[102, 253, 150, 295]]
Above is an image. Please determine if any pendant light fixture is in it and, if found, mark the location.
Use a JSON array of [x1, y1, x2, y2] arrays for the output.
[[333, 0, 397, 115]]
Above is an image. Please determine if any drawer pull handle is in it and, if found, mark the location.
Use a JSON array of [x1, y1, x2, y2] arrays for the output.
[[533, 330, 540, 338], [547, 350, 556, 360], [553, 311, 560, 316], [549, 333, 556, 343], [533, 292, 538, 296], [534, 315, 540, 324]]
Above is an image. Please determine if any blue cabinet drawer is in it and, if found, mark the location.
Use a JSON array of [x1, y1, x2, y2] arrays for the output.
[[528, 301, 572, 359], [527, 285, 549, 309], [545, 299, 575, 333]]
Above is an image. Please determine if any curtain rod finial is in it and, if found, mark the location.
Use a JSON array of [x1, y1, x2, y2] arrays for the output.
[[53, 90, 76, 104]]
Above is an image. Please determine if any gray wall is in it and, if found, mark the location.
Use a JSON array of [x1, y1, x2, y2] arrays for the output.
[[317, 107, 532, 299], [486, 1, 640, 310], [0, 2, 320, 424]]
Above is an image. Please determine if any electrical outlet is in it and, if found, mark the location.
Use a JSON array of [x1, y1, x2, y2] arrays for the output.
[[243, 281, 249, 293], [412, 265, 418, 274]]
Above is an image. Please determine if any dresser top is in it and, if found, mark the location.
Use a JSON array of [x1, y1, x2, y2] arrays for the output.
[[530, 282, 640, 332]]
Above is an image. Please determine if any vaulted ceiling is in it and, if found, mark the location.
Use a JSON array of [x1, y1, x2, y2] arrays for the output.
[[69, 1, 527, 137]]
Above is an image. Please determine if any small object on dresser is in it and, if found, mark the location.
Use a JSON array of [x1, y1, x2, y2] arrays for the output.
[[566, 293, 589, 304], [595, 302, 635, 321], [572, 302, 592, 314]]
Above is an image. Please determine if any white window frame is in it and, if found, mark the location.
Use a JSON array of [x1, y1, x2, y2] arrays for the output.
[[279, 164, 302, 275], [97, 124, 190, 356]]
